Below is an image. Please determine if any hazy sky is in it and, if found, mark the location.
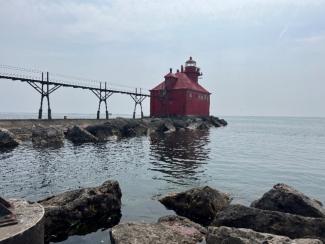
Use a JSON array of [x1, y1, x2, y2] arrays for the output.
[[0, 0, 324, 117]]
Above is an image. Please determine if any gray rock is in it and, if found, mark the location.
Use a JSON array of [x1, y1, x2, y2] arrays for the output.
[[198, 121, 212, 129], [85, 117, 227, 139], [251, 183, 325, 218], [186, 122, 203, 130], [31, 125, 64, 147], [0, 128, 20, 148], [160, 120, 177, 133], [206, 226, 323, 244], [172, 119, 189, 130], [110, 215, 206, 244], [159, 186, 232, 225], [66, 125, 99, 143], [86, 120, 125, 140], [39, 180, 122, 243], [158, 215, 207, 240], [86, 124, 114, 140], [212, 204, 325, 242], [120, 120, 148, 137], [208, 116, 228, 127], [145, 118, 165, 131], [86, 119, 148, 139]]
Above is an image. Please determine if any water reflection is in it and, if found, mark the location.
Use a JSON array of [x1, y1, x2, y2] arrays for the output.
[[149, 130, 211, 185]]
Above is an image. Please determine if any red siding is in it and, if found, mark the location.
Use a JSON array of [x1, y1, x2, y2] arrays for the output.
[[185, 91, 210, 116], [150, 89, 210, 117]]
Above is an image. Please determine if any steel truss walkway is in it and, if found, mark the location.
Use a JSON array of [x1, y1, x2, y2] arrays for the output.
[[0, 65, 150, 119]]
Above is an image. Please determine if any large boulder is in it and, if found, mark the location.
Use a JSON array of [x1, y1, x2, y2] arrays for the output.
[[86, 118, 129, 139], [110, 215, 206, 244], [39, 180, 122, 243], [186, 122, 200, 130], [159, 186, 231, 225], [157, 215, 207, 241], [171, 118, 189, 130], [212, 204, 325, 242], [207, 116, 228, 127], [0, 128, 21, 148], [155, 120, 176, 133], [32, 125, 64, 147], [86, 119, 148, 139], [206, 226, 323, 244], [251, 183, 325, 218], [66, 125, 99, 143], [120, 120, 148, 137], [86, 122, 122, 140]]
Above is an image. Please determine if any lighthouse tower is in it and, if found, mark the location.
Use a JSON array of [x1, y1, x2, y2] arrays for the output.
[[184, 57, 202, 83]]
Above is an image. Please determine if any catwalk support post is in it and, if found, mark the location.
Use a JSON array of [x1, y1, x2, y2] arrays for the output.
[[27, 72, 60, 119], [130, 88, 146, 119], [91, 82, 113, 119]]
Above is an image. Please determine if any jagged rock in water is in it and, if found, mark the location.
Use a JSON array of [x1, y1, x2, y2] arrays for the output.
[[84, 116, 227, 139], [144, 118, 165, 132], [0, 128, 21, 148], [86, 119, 126, 140], [198, 121, 212, 129], [251, 183, 325, 218], [206, 226, 323, 244], [110, 215, 206, 244], [186, 121, 204, 130], [172, 119, 189, 130], [120, 119, 148, 137], [39, 180, 122, 243], [163, 121, 176, 133], [208, 116, 228, 127], [159, 186, 231, 225], [212, 204, 325, 242], [66, 125, 99, 143], [86, 118, 148, 139], [32, 125, 64, 147], [86, 123, 115, 140]]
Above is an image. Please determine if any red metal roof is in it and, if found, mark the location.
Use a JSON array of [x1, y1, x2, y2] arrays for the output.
[[164, 72, 177, 79], [151, 72, 210, 94]]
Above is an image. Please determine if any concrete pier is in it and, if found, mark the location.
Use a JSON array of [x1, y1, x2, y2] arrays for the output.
[[0, 119, 106, 140], [0, 199, 44, 244]]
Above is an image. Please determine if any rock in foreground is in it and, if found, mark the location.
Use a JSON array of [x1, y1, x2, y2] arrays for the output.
[[110, 215, 206, 244], [66, 125, 99, 143], [212, 204, 325, 242], [0, 128, 20, 148], [251, 183, 325, 218], [39, 180, 122, 243], [32, 125, 64, 147], [159, 186, 231, 225], [206, 226, 323, 244]]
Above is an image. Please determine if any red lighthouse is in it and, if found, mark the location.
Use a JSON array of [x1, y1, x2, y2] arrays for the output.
[[150, 57, 210, 117]]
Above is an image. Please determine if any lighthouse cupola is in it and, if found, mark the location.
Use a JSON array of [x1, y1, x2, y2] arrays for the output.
[[184, 57, 202, 83]]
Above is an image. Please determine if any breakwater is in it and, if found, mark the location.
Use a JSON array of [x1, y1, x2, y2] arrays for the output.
[[0, 119, 105, 140], [0, 116, 227, 143]]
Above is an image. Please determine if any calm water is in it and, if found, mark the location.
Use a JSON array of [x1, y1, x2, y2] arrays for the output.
[[1, 116, 325, 243]]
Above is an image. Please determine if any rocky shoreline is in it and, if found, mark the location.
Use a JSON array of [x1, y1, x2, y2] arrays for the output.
[[115, 183, 325, 244], [3, 117, 324, 243], [0, 116, 227, 148], [34, 181, 325, 243]]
